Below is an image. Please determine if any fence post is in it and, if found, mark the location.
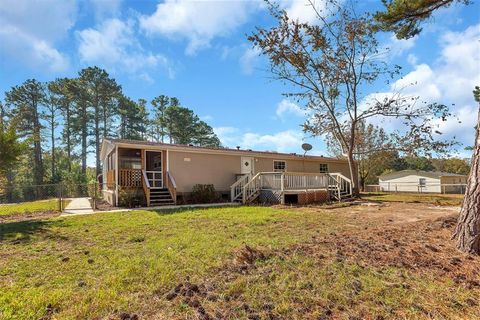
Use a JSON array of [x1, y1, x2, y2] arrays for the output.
[[58, 182, 63, 212], [94, 182, 97, 211]]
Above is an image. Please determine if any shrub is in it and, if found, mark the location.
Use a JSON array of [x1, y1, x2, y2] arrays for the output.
[[118, 187, 142, 208], [190, 184, 219, 204]]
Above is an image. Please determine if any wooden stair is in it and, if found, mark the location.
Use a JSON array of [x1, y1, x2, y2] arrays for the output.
[[149, 188, 175, 206]]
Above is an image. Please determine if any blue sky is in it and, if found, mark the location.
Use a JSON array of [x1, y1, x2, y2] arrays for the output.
[[1, 0, 479, 161]]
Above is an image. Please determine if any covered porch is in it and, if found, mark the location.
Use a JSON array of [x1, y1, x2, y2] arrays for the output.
[[103, 147, 177, 206]]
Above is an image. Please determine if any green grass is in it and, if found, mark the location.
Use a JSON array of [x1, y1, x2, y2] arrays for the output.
[[361, 192, 464, 206], [0, 199, 68, 216], [0, 206, 477, 319]]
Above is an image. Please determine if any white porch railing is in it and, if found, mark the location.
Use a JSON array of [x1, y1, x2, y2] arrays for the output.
[[234, 172, 343, 204], [328, 172, 352, 200], [230, 174, 251, 202]]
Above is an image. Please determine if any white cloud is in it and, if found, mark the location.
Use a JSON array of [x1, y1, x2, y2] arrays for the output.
[[365, 24, 480, 150], [214, 126, 304, 152], [201, 115, 213, 121], [77, 18, 175, 79], [240, 46, 262, 75], [281, 0, 330, 24], [0, 0, 75, 71], [241, 130, 304, 152], [140, 0, 261, 55], [90, 0, 123, 21], [384, 34, 417, 58], [276, 99, 306, 120], [407, 53, 418, 65]]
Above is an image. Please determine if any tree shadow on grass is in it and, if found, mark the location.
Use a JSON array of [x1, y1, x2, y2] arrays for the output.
[[0, 219, 58, 242], [148, 205, 237, 216]]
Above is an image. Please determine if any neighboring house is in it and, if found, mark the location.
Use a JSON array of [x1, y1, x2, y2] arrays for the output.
[[378, 170, 467, 193], [100, 138, 353, 206]]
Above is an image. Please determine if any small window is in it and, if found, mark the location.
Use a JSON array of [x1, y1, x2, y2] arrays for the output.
[[419, 178, 426, 187], [319, 163, 329, 173], [273, 160, 286, 172]]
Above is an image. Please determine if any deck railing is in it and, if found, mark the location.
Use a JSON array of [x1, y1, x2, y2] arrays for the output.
[[230, 174, 251, 202], [119, 169, 142, 187], [142, 170, 151, 206], [235, 172, 352, 204], [106, 170, 115, 189], [166, 171, 177, 204], [258, 172, 330, 190]]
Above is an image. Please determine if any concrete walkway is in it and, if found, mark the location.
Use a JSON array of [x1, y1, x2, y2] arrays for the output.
[[63, 197, 94, 215]]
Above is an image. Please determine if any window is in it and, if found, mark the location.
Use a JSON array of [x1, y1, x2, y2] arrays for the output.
[[319, 163, 329, 173], [273, 160, 286, 172], [419, 178, 426, 187], [120, 157, 141, 169]]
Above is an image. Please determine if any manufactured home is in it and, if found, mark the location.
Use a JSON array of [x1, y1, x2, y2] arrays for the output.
[[379, 170, 467, 194], [100, 138, 353, 206]]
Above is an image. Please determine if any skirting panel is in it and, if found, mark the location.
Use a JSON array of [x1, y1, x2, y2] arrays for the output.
[[259, 190, 282, 204]]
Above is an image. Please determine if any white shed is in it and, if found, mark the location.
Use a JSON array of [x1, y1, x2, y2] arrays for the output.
[[378, 170, 467, 193]]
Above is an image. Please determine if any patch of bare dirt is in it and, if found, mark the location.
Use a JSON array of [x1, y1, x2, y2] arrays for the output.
[[92, 199, 116, 211], [159, 203, 478, 319], [0, 210, 60, 223], [292, 214, 480, 287]]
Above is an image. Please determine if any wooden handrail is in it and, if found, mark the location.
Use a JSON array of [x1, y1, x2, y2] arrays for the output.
[[166, 171, 177, 204], [142, 170, 150, 206]]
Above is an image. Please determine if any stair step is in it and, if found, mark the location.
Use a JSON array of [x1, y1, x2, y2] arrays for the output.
[[150, 194, 172, 198], [150, 199, 174, 203]]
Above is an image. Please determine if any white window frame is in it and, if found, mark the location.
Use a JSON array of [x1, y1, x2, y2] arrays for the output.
[[319, 163, 329, 173], [273, 160, 286, 172]]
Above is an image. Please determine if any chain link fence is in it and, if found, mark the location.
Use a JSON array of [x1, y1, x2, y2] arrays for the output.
[[365, 183, 467, 194], [0, 182, 109, 216]]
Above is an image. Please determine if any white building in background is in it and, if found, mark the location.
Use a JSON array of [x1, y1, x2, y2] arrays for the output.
[[378, 170, 467, 194]]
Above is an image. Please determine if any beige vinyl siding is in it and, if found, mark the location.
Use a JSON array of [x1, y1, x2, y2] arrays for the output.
[[379, 175, 441, 193], [254, 158, 351, 177], [168, 150, 351, 193], [168, 151, 239, 193]]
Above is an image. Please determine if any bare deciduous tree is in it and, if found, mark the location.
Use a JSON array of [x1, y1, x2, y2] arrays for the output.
[[249, 1, 453, 196]]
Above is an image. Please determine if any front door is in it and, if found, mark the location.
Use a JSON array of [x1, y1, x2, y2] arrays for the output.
[[241, 157, 254, 174], [146, 151, 163, 188]]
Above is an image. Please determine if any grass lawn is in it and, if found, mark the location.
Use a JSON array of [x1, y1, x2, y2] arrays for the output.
[[361, 192, 464, 206], [0, 205, 478, 319], [0, 199, 68, 217]]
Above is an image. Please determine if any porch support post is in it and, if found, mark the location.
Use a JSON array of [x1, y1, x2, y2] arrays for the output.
[[114, 145, 119, 206], [166, 149, 170, 172]]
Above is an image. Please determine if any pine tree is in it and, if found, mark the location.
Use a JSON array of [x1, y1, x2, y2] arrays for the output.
[[151, 95, 169, 142], [78, 67, 121, 176], [5, 79, 46, 186], [48, 78, 76, 172], [42, 92, 61, 182]]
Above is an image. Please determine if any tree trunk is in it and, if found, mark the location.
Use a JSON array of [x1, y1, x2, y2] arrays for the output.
[[65, 104, 71, 172], [80, 102, 87, 176], [347, 150, 360, 198], [32, 99, 44, 187], [50, 113, 55, 182], [453, 107, 480, 254], [94, 93, 101, 177]]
